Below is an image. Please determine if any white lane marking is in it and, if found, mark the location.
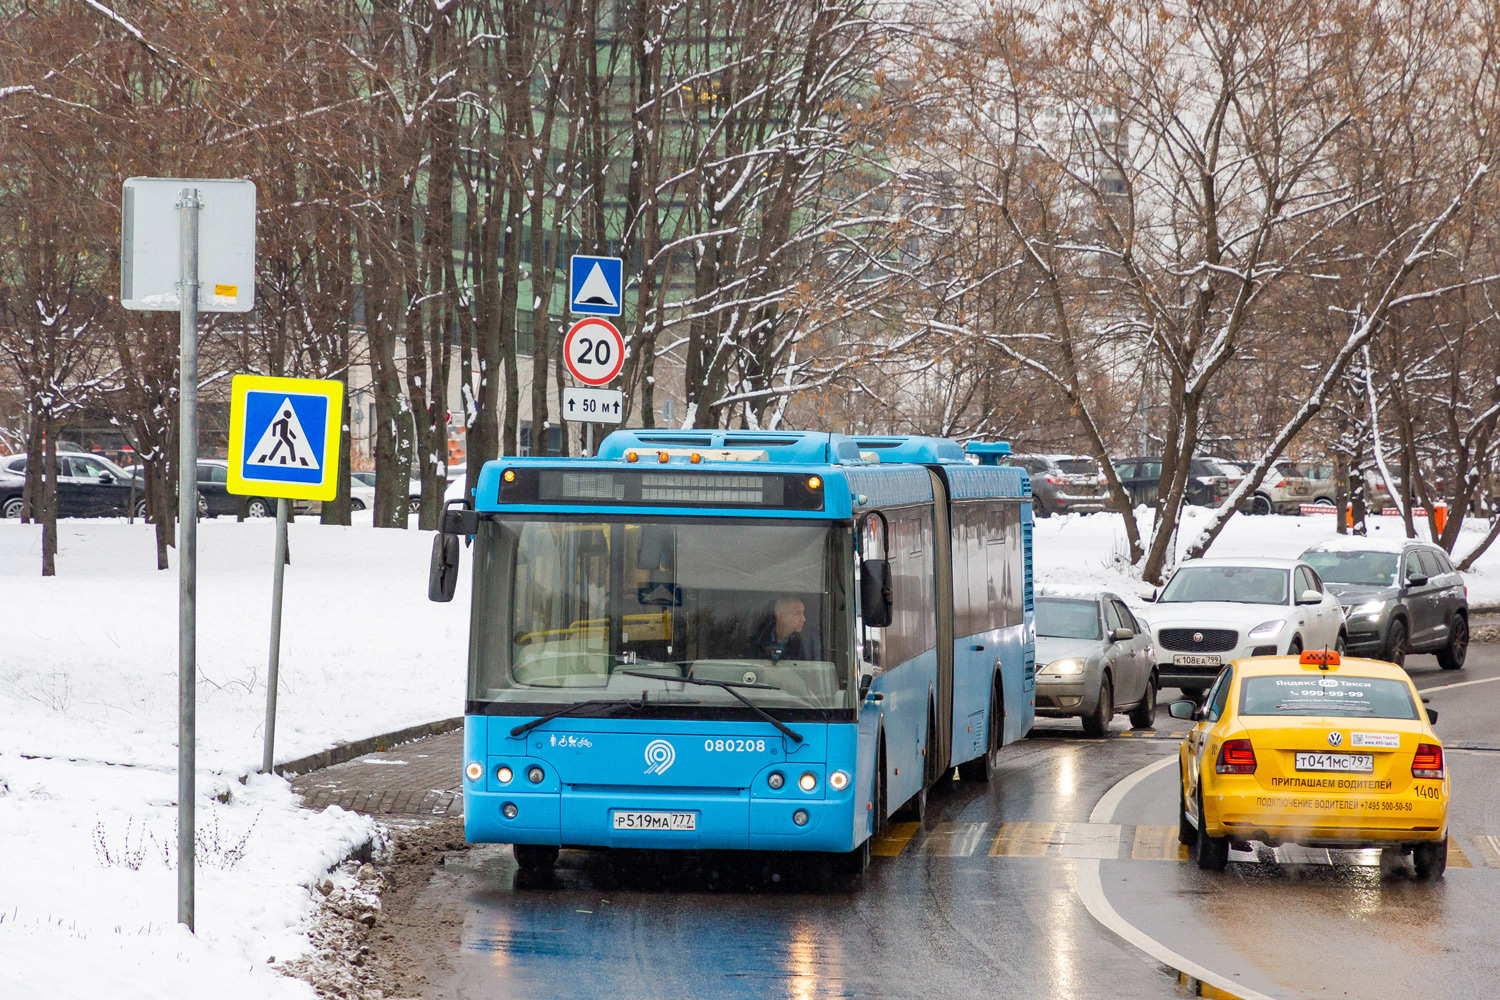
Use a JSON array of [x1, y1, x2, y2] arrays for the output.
[[1076, 755, 1283, 1000], [1421, 675, 1500, 694], [1089, 753, 1175, 824]]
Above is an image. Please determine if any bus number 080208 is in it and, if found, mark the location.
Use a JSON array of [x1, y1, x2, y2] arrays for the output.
[[705, 739, 767, 753]]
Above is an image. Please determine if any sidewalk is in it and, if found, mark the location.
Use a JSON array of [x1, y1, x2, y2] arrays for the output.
[[289, 729, 463, 821]]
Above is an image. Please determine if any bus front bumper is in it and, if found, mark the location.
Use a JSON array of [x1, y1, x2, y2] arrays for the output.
[[465, 786, 858, 852]]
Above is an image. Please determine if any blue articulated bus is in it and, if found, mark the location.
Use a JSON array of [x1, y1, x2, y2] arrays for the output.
[[427, 430, 1034, 873]]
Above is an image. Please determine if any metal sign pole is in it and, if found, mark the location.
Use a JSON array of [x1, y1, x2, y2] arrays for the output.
[[586, 423, 593, 458], [176, 187, 200, 932], [262, 497, 289, 773]]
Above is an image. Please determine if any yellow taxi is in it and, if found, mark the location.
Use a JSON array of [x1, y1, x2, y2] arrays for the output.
[[1169, 650, 1450, 876]]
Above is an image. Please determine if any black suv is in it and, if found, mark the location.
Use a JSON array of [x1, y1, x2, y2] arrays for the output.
[[1300, 540, 1469, 669], [1008, 454, 1107, 516], [1112, 455, 1243, 508]]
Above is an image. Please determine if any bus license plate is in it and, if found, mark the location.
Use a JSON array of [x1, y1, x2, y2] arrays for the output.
[[612, 810, 696, 831], [1295, 752, 1374, 773], [1173, 654, 1222, 667]]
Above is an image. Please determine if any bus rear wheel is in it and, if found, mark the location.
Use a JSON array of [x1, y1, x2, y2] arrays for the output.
[[957, 680, 1002, 782], [513, 844, 559, 870]]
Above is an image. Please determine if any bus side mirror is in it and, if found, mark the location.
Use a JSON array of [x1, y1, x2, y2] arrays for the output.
[[861, 559, 893, 628], [429, 533, 460, 602]]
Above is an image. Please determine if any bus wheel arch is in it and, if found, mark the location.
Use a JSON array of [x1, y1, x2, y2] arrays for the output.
[[957, 672, 1002, 782]]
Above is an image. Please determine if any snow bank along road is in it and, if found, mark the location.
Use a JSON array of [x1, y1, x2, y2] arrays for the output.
[[1, 509, 1497, 998]]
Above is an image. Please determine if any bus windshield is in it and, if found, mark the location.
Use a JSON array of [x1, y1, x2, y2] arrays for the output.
[[468, 516, 853, 712]]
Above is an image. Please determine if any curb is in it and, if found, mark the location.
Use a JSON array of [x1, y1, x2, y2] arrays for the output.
[[274, 716, 463, 778]]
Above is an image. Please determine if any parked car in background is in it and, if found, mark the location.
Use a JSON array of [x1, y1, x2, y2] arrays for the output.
[[0, 452, 142, 518], [1145, 557, 1347, 697], [1112, 455, 1246, 508], [1008, 454, 1108, 516], [1035, 592, 1159, 735], [350, 470, 424, 514], [1282, 461, 1338, 506], [1245, 462, 1314, 515], [0, 463, 25, 519], [1300, 538, 1469, 670]]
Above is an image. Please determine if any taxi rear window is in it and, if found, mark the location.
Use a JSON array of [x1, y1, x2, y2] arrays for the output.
[[1239, 675, 1419, 720]]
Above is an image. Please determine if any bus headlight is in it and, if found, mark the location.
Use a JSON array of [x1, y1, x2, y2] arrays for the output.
[[768, 771, 785, 789], [828, 770, 850, 791], [502, 802, 518, 819], [793, 809, 809, 826], [465, 761, 483, 781], [799, 772, 818, 792], [497, 765, 513, 784], [527, 766, 545, 784]]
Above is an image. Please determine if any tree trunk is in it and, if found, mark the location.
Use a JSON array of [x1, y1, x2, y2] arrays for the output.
[[40, 410, 57, 577]]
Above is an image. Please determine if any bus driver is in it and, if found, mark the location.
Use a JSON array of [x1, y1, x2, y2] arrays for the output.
[[754, 597, 820, 662]]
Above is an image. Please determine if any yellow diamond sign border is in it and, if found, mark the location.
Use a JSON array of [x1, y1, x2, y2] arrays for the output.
[[227, 374, 343, 502]]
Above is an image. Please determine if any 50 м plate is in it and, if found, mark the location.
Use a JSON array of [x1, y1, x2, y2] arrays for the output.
[[612, 810, 696, 831]]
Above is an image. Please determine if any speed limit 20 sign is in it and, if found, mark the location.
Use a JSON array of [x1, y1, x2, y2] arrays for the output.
[[563, 317, 625, 386]]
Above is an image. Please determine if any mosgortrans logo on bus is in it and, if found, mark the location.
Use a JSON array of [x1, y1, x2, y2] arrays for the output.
[[644, 739, 676, 775]]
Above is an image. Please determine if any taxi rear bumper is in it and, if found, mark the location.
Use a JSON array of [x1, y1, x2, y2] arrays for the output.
[[1206, 786, 1447, 845]]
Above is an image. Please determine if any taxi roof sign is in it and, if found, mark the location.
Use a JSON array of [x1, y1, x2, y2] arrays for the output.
[[1300, 649, 1341, 669], [227, 374, 343, 501]]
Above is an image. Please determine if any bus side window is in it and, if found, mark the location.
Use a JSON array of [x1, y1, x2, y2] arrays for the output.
[[861, 515, 886, 666], [964, 507, 988, 636]]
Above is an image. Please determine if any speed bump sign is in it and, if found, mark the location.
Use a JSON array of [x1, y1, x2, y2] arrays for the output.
[[227, 374, 343, 502]]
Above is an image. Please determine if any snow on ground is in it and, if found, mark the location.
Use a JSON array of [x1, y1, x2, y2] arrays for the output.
[[0, 513, 467, 999], [1, 505, 1497, 997]]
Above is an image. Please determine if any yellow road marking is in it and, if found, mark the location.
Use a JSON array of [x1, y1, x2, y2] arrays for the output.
[[1447, 837, 1474, 869], [1469, 835, 1500, 869], [921, 822, 990, 857], [870, 821, 919, 857], [1131, 824, 1189, 861], [989, 821, 1056, 857]]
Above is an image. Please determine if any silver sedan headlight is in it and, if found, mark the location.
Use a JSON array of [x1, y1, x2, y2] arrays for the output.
[[1041, 658, 1085, 676]]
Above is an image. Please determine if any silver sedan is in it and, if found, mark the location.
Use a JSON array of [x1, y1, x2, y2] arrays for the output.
[[1034, 592, 1159, 736]]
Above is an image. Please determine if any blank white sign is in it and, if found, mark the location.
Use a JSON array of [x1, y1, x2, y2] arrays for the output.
[[121, 177, 256, 313]]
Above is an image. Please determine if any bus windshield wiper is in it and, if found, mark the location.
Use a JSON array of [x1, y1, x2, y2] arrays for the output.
[[615, 668, 805, 744], [509, 698, 643, 738]]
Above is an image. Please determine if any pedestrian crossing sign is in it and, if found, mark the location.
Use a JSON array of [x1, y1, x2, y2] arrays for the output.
[[227, 374, 343, 501]]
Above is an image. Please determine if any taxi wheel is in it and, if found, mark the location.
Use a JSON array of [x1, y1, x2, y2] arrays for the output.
[[1437, 615, 1468, 671], [1413, 838, 1448, 879], [1178, 767, 1195, 846], [1082, 676, 1113, 738], [513, 844, 559, 870], [1194, 790, 1230, 871], [1128, 673, 1158, 730]]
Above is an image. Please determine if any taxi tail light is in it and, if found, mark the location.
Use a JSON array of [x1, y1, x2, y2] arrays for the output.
[[1412, 744, 1445, 779], [1216, 739, 1257, 774]]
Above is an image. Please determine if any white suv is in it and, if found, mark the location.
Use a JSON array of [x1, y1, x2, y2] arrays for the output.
[[1145, 557, 1347, 696]]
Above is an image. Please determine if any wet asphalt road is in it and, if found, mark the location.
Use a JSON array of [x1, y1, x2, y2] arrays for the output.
[[395, 643, 1500, 1000]]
